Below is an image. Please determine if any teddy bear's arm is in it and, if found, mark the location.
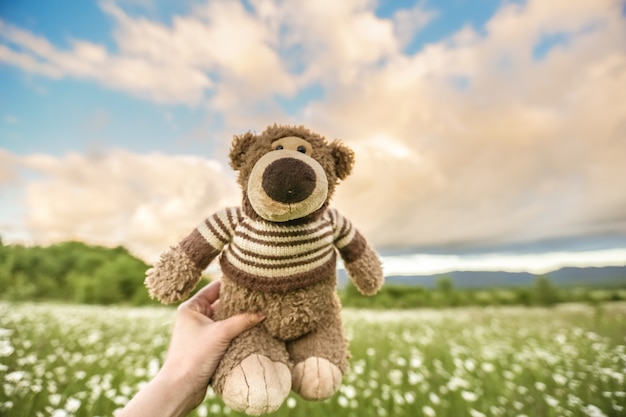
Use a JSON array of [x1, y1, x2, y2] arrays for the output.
[[145, 207, 240, 304], [331, 209, 384, 295]]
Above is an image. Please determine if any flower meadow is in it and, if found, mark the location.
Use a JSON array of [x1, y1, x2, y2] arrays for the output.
[[1, 301, 625, 417]]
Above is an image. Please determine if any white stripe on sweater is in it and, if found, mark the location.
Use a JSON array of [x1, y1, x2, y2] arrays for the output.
[[223, 248, 336, 278], [197, 218, 226, 250]]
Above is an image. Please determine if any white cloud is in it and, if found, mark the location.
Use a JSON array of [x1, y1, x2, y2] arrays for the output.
[[0, 149, 18, 184], [103, 0, 296, 105], [0, 0, 301, 106], [392, 3, 438, 49], [322, 0, 626, 248], [3, 115, 20, 125], [381, 248, 626, 276], [0, 19, 212, 104], [274, 0, 398, 85], [14, 151, 240, 260]]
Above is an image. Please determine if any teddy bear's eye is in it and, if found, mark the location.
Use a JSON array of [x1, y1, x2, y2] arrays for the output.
[[297, 145, 307, 154], [275, 145, 284, 150]]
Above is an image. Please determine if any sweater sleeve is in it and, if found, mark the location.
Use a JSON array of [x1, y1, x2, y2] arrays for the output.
[[179, 207, 241, 270], [330, 208, 367, 263], [329, 208, 384, 295]]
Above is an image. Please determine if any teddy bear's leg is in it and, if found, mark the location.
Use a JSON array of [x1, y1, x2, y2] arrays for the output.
[[287, 314, 349, 401], [212, 326, 291, 415]]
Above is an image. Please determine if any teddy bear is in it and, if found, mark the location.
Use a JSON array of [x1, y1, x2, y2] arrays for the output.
[[145, 124, 384, 415]]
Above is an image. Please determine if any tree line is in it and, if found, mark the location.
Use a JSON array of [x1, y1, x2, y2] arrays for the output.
[[340, 275, 626, 309], [0, 238, 624, 307], [0, 238, 156, 305]]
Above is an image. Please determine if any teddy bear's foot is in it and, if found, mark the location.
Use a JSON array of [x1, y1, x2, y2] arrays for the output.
[[221, 354, 291, 415], [292, 356, 342, 400]]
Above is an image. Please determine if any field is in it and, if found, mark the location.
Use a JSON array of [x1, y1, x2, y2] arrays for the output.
[[1, 302, 625, 417]]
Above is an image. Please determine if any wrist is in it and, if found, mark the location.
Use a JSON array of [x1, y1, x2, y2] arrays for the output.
[[158, 362, 207, 411], [117, 367, 201, 417]]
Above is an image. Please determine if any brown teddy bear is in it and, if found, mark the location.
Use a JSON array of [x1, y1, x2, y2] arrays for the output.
[[145, 124, 384, 415]]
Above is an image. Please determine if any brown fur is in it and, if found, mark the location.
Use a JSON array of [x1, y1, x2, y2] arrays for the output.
[[147, 124, 383, 414], [145, 245, 202, 304]]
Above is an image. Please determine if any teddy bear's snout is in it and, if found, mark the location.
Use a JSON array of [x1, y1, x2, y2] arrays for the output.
[[262, 158, 317, 204], [247, 149, 328, 222]]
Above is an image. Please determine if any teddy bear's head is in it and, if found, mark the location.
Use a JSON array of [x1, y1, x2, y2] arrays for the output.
[[229, 124, 354, 223]]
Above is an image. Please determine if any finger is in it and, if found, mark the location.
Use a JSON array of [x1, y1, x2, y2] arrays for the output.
[[182, 280, 221, 314], [211, 299, 221, 315], [192, 279, 222, 304], [215, 313, 266, 341]]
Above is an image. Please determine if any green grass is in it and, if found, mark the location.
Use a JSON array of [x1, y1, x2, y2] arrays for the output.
[[1, 302, 625, 417]]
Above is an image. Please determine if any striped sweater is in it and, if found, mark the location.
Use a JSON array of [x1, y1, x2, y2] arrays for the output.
[[179, 207, 366, 292]]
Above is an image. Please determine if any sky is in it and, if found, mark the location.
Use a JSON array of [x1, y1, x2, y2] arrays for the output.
[[1, 0, 626, 275]]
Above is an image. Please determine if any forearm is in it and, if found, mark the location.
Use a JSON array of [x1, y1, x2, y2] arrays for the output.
[[117, 369, 200, 417], [336, 225, 384, 295], [344, 244, 384, 295]]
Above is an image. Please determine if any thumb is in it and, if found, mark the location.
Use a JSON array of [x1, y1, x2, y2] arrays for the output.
[[216, 313, 266, 341]]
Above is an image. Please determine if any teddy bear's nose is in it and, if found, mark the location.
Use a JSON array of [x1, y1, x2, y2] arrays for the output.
[[262, 157, 317, 204]]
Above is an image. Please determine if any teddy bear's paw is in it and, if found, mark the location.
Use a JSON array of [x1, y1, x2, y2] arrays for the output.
[[292, 356, 342, 401], [144, 245, 201, 304], [221, 354, 291, 415]]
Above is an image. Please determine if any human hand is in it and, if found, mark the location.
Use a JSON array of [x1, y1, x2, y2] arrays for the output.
[[118, 280, 265, 417], [160, 279, 266, 408]]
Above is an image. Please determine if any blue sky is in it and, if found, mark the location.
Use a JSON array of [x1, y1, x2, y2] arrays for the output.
[[1, 1, 209, 156], [1, 0, 625, 274]]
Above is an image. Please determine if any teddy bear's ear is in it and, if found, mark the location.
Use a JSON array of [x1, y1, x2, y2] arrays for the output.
[[330, 140, 355, 180], [229, 132, 257, 170]]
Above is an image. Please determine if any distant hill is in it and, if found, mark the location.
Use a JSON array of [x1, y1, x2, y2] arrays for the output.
[[338, 266, 626, 289]]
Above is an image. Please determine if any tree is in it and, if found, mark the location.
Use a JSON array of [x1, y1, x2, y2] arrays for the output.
[[436, 276, 459, 306], [532, 275, 560, 306]]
